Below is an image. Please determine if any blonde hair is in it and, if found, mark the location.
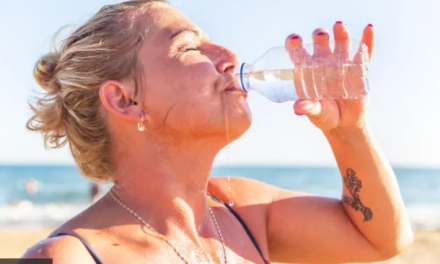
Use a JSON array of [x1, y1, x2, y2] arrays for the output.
[[27, 0, 167, 182]]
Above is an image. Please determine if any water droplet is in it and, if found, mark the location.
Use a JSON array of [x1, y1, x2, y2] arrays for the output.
[[228, 186, 231, 190], [227, 175, 231, 181], [228, 201, 234, 207]]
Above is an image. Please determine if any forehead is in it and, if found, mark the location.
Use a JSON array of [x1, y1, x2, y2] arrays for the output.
[[146, 4, 204, 42]]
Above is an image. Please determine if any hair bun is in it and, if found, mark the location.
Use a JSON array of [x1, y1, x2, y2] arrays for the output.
[[33, 52, 61, 92]]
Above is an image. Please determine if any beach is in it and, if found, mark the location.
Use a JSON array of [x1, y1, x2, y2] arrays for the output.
[[1, 227, 439, 263]]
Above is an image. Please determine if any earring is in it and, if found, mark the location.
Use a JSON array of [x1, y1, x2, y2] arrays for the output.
[[137, 117, 146, 132]]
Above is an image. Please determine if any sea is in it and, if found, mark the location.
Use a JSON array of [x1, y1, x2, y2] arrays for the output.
[[1, 165, 440, 230]]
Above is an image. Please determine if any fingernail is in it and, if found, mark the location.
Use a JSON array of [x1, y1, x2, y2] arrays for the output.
[[317, 32, 327, 36], [368, 24, 373, 27], [294, 111, 303, 116], [290, 35, 300, 40], [336, 21, 343, 24]]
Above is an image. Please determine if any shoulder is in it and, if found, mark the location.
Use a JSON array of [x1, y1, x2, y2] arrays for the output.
[[208, 176, 282, 257], [208, 176, 280, 206], [208, 176, 281, 228], [21, 234, 97, 264]]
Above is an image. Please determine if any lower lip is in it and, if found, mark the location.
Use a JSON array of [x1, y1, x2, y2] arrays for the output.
[[225, 88, 246, 94], [226, 88, 248, 98]]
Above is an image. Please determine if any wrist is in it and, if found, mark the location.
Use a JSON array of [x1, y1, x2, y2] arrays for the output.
[[323, 125, 372, 144]]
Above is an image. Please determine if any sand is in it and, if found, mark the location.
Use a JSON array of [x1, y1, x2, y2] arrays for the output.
[[0, 228, 439, 263]]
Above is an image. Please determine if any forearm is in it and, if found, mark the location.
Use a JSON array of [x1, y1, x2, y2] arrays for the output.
[[324, 126, 413, 255]]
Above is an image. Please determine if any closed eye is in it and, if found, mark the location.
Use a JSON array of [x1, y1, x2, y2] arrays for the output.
[[185, 47, 199, 51], [177, 43, 200, 52]]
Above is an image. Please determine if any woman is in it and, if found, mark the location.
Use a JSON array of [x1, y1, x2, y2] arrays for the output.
[[23, 1, 413, 263]]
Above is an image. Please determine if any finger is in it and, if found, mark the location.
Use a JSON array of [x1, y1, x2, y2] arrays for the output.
[[293, 99, 322, 117], [348, 24, 374, 97], [311, 28, 332, 99], [333, 21, 351, 61], [312, 28, 332, 60], [285, 34, 308, 99], [285, 34, 305, 67], [285, 34, 303, 48], [354, 24, 375, 63]]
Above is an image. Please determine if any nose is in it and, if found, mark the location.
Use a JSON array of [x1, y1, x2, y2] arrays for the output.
[[213, 45, 240, 74]]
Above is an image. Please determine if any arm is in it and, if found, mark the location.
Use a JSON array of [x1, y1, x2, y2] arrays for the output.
[[325, 126, 413, 253], [266, 21, 413, 263], [210, 169, 411, 264], [210, 133, 413, 264], [266, 127, 413, 264]]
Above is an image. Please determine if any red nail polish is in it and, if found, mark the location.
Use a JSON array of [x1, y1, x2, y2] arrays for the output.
[[317, 32, 327, 36], [295, 111, 303, 116], [368, 24, 373, 27], [336, 21, 343, 24], [290, 35, 300, 40]]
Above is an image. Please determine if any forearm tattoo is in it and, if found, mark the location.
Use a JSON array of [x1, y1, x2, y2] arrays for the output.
[[342, 168, 373, 222]]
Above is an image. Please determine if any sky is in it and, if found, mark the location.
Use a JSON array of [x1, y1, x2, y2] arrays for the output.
[[0, 0, 439, 168]]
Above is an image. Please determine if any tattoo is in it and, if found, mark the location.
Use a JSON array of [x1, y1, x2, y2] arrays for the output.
[[342, 168, 373, 222]]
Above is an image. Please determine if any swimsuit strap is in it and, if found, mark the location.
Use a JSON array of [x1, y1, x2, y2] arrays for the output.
[[208, 193, 271, 264], [48, 232, 104, 264]]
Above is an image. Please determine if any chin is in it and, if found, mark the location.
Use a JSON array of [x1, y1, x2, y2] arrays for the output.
[[222, 111, 252, 143]]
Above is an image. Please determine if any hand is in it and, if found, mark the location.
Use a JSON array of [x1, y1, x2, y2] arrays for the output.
[[284, 22, 375, 131]]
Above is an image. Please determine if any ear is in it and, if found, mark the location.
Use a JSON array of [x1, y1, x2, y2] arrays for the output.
[[99, 80, 143, 123]]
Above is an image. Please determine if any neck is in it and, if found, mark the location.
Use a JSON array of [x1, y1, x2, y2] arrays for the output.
[[110, 132, 225, 243]]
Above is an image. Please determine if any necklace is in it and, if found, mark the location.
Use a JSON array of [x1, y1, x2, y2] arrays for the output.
[[109, 189, 228, 264]]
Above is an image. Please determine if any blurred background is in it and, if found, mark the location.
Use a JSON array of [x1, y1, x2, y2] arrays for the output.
[[0, 0, 439, 263]]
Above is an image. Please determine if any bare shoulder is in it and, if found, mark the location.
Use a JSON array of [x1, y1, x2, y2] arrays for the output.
[[208, 176, 281, 206], [22, 234, 97, 264], [208, 176, 284, 256], [21, 198, 119, 263]]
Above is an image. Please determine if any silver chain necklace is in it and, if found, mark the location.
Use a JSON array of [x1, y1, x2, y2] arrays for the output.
[[109, 189, 228, 264]]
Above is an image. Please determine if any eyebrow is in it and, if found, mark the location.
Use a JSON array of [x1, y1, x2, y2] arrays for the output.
[[170, 29, 201, 40]]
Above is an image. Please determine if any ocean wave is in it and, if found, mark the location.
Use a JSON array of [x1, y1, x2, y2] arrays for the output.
[[0, 202, 88, 229], [406, 205, 440, 230], [1, 202, 440, 230]]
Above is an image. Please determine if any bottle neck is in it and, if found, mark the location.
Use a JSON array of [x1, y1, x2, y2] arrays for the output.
[[233, 63, 251, 92]]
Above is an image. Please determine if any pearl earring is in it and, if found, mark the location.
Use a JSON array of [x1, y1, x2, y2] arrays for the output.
[[137, 117, 146, 132]]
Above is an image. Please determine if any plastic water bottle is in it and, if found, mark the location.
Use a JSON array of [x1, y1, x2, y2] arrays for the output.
[[233, 39, 370, 103]]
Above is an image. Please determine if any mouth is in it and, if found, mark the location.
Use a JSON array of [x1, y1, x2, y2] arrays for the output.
[[225, 87, 242, 92], [225, 86, 248, 98], [224, 78, 247, 96]]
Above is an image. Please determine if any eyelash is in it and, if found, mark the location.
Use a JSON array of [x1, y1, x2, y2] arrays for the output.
[[185, 47, 199, 51], [178, 44, 200, 52]]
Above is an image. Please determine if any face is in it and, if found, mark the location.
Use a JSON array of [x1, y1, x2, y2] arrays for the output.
[[135, 4, 251, 143]]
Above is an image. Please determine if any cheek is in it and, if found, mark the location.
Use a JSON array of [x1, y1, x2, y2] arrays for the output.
[[145, 57, 218, 100], [178, 60, 219, 94], [142, 58, 223, 129], [169, 61, 221, 112]]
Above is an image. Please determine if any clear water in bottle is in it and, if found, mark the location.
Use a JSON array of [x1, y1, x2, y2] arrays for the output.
[[234, 39, 370, 103]]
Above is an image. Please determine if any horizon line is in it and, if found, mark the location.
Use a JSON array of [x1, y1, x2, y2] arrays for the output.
[[0, 163, 439, 170]]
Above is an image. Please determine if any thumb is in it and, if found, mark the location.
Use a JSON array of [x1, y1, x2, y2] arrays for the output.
[[293, 99, 322, 117]]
